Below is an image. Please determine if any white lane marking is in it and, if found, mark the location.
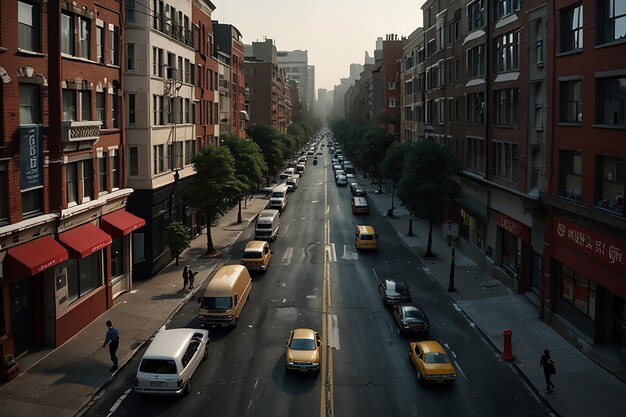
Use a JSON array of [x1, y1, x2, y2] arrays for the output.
[[372, 268, 379, 282], [306, 295, 317, 299], [254, 377, 260, 389], [283, 224, 290, 235], [282, 247, 293, 264], [282, 298, 287, 303], [340, 244, 359, 260], [106, 388, 132, 417], [326, 243, 337, 262], [312, 200, 320, 203], [327, 314, 341, 350], [444, 342, 467, 380], [326, 205, 330, 214], [247, 399, 253, 414]]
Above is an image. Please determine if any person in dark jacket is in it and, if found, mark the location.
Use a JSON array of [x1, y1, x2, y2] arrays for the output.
[[182, 265, 198, 289], [102, 320, 119, 372], [540, 349, 555, 393]]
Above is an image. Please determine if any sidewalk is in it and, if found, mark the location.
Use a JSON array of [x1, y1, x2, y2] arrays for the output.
[[361, 178, 626, 417], [0, 193, 270, 417]]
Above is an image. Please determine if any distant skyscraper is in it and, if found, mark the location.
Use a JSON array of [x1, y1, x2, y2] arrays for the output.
[[277, 50, 314, 116]]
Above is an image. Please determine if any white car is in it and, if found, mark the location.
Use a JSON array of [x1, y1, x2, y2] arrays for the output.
[[134, 328, 209, 396]]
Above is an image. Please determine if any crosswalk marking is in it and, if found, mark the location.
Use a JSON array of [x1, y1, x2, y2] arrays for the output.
[[340, 244, 359, 261], [327, 314, 340, 350], [281, 247, 293, 264]]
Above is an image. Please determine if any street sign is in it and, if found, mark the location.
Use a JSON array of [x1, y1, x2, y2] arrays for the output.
[[443, 221, 459, 238]]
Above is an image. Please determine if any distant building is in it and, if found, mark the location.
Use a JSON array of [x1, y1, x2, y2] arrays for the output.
[[277, 50, 315, 116]]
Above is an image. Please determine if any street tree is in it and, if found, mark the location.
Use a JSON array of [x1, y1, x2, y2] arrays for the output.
[[247, 124, 284, 184], [222, 135, 268, 223], [357, 127, 395, 190], [380, 142, 411, 216], [183, 145, 247, 256], [164, 221, 191, 265], [397, 140, 461, 256]]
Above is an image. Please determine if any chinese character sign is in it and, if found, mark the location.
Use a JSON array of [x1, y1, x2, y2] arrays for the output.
[[20, 124, 43, 189]]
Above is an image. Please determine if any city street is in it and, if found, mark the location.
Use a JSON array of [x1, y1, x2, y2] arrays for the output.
[[83, 147, 551, 417]]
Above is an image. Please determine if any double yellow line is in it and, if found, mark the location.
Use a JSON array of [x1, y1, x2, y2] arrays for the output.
[[320, 148, 334, 417]]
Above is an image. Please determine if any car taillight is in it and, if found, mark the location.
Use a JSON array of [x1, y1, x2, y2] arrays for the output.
[[177, 379, 183, 388]]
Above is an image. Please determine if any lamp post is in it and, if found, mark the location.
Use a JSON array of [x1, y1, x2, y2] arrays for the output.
[[168, 169, 180, 223], [447, 241, 456, 292], [387, 181, 395, 217]]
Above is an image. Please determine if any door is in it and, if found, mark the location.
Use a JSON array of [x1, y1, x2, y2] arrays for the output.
[[10, 278, 34, 355]]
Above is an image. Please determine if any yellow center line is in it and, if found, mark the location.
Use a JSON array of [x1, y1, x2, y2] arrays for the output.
[[321, 144, 334, 417]]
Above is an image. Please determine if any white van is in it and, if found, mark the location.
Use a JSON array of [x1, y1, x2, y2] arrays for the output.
[[269, 184, 289, 212], [279, 167, 295, 180], [255, 209, 280, 240], [296, 164, 305, 175]]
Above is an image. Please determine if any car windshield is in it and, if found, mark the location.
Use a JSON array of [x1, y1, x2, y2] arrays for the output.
[[201, 296, 232, 310], [424, 352, 449, 364], [271, 192, 285, 198], [290, 338, 316, 350], [387, 281, 408, 294], [257, 223, 272, 229], [404, 308, 425, 323], [360, 234, 374, 240], [139, 359, 177, 374], [242, 251, 262, 259]]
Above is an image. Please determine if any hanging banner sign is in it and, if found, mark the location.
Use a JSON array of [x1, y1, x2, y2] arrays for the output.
[[20, 124, 43, 189]]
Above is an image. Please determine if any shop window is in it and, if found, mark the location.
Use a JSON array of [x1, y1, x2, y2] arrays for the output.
[[560, 265, 596, 319], [596, 0, 626, 45], [67, 253, 103, 304], [21, 188, 41, 216], [559, 150, 582, 200], [500, 230, 521, 275], [110, 237, 125, 277]]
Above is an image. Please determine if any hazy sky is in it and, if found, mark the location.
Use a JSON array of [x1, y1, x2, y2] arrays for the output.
[[216, 0, 425, 92]]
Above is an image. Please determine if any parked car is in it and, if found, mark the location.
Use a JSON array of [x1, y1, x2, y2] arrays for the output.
[[134, 327, 209, 396], [409, 340, 456, 384], [285, 328, 321, 372], [350, 183, 367, 197], [332, 163, 342, 172], [393, 304, 430, 335], [351, 196, 369, 214], [241, 240, 273, 272], [345, 173, 355, 181], [335, 174, 348, 186], [286, 175, 299, 192], [378, 279, 411, 305], [355, 225, 377, 250]]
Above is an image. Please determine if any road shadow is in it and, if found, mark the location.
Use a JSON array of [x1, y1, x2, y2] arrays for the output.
[[271, 355, 318, 394]]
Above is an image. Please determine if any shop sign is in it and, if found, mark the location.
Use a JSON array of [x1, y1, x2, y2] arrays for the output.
[[496, 212, 531, 242], [554, 217, 626, 274], [20, 124, 43, 189]]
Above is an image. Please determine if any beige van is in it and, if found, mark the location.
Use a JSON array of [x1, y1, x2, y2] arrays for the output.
[[198, 265, 252, 327], [269, 184, 289, 212], [355, 225, 378, 250]]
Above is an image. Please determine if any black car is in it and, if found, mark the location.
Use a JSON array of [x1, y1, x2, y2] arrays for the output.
[[350, 183, 367, 197], [393, 304, 430, 334], [378, 279, 411, 306]]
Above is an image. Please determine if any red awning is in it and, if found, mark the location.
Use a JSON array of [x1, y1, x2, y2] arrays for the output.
[[6, 236, 69, 277], [59, 223, 112, 259], [101, 210, 145, 238]]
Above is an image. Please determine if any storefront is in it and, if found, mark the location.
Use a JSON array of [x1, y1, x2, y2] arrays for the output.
[[494, 211, 532, 293], [547, 216, 626, 361], [458, 178, 488, 261]]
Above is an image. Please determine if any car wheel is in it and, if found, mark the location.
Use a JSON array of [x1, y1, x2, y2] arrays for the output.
[[417, 370, 423, 383], [185, 378, 192, 394]]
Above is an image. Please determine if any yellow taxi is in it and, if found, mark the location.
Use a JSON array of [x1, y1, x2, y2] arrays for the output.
[[285, 328, 321, 372], [409, 340, 456, 384], [355, 225, 377, 250], [240, 240, 272, 272]]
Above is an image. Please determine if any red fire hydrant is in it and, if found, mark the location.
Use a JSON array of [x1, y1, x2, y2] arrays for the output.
[[500, 329, 515, 361]]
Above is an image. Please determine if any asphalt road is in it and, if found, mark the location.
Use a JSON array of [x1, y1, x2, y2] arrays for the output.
[[83, 138, 552, 417]]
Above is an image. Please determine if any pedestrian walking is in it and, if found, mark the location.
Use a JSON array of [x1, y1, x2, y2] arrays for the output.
[[182, 265, 192, 289], [102, 320, 119, 372], [188, 267, 198, 289], [540, 349, 555, 393]]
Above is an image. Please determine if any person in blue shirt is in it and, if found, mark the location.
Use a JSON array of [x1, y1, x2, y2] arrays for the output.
[[102, 320, 119, 372]]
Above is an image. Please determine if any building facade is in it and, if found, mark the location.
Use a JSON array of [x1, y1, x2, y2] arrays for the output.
[[0, 0, 144, 361], [277, 49, 315, 116]]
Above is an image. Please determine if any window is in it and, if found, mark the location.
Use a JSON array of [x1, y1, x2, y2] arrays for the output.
[[467, 44, 485, 78], [494, 88, 520, 127], [82, 160, 93, 200], [185, 59, 190, 83], [21, 188, 41, 215], [493, 141, 519, 181], [63, 89, 77, 121], [388, 80, 396, 90], [184, 98, 190, 123], [497, 0, 521, 18], [67, 253, 102, 304], [467, 92, 485, 125], [112, 153, 120, 189], [79, 17, 90, 59], [534, 82, 544, 130], [112, 91, 120, 128], [128, 93, 136, 126], [127, 43, 135, 72], [389, 97, 396, 108], [560, 265, 595, 319], [427, 39, 436, 57], [167, 97, 174, 124], [167, 52, 176, 79], [535, 19, 545, 65], [596, 156, 626, 215], [495, 30, 520, 72], [96, 92, 105, 124], [560, 80, 583, 122], [154, 95, 164, 125], [96, 25, 104, 63], [154, 144, 165, 174], [597, 0, 626, 44], [19, 83, 41, 124], [109, 25, 119, 65], [98, 155, 107, 193], [436, 99, 445, 123], [61, 13, 75, 55], [597, 75, 626, 126], [18, 1, 40, 51], [468, 0, 485, 31], [126, 0, 137, 23], [129, 146, 139, 176], [153, 47, 164, 76], [559, 151, 582, 200], [80, 90, 91, 121], [561, 4, 584, 52], [0, 163, 8, 223], [466, 137, 485, 174], [66, 162, 79, 204]]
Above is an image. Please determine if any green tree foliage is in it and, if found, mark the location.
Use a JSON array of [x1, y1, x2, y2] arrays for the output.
[[397, 140, 461, 256], [247, 124, 284, 184], [164, 221, 191, 265], [381, 142, 410, 186], [183, 145, 247, 256]]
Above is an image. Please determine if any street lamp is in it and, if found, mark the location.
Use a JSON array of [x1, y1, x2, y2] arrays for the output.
[[448, 241, 456, 292], [168, 169, 180, 223]]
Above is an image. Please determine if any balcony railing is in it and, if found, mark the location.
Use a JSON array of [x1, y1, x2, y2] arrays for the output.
[[61, 120, 102, 143]]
